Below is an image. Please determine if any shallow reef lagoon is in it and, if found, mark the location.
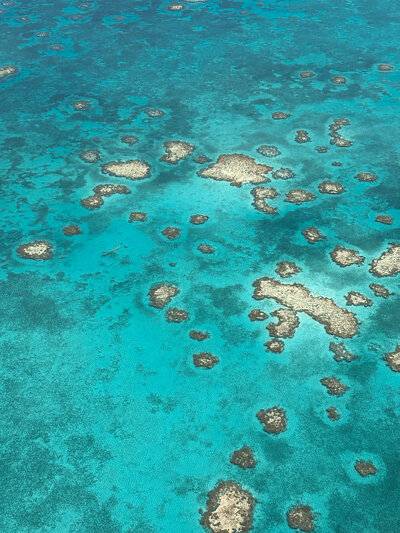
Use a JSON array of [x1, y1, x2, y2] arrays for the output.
[[0, 0, 400, 531]]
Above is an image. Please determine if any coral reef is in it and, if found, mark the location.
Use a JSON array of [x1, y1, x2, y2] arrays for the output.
[[271, 168, 295, 180], [251, 187, 278, 215], [149, 283, 179, 309], [383, 345, 400, 372], [129, 211, 147, 222], [286, 505, 315, 532], [264, 339, 285, 353], [256, 407, 287, 434], [330, 245, 365, 267], [62, 224, 82, 236], [267, 308, 299, 338], [248, 309, 268, 321], [302, 227, 326, 244], [294, 130, 311, 143], [354, 460, 377, 477], [189, 330, 210, 341], [329, 341, 358, 363], [160, 140, 195, 164], [79, 149, 101, 163], [17, 240, 53, 260], [198, 154, 272, 186], [230, 446, 256, 469], [166, 307, 189, 322], [257, 145, 281, 157], [285, 189, 316, 205], [369, 243, 400, 277], [102, 159, 151, 180], [193, 352, 219, 369], [345, 291, 373, 307], [275, 261, 302, 278], [318, 180, 345, 194], [369, 283, 392, 298], [320, 376, 349, 396], [190, 214, 209, 225], [162, 226, 181, 240]]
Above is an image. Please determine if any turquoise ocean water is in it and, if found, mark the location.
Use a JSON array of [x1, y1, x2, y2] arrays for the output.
[[0, 0, 399, 531]]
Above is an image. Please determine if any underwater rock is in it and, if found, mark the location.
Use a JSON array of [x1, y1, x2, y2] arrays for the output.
[[200, 480, 256, 533], [121, 135, 139, 145], [271, 167, 295, 180], [331, 136, 353, 147], [302, 226, 326, 244], [190, 214, 209, 224], [253, 277, 359, 338], [275, 261, 302, 278], [189, 330, 210, 341], [267, 308, 299, 338], [256, 406, 287, 434], [330, 245, 365, 267], [230, 446, 256, 469], [251, 187, 278, 215], [160, 140, 195, 164], [369, 283, 392, 298], [79, 149, 101, 163], [193, 352, 219, 369], [369, 243, 400, 277], [354, 460, 377, 477], [286, 505, 315, 532], [285, 189, 316, 205], [17, 240, 53, 260], [198, 153, 272, 186], [198, 244, 215, 254], [294, 130, 311, 143], [320, 376, 349, 396], [375, 215, 393, 225], [264, 339, 285, 353], [378, 64, 394, 71], [145, 108, 165, 117], [345, 291, 373, 307], [272, 111, 291, 120], [72, 99, 91, 111], [328, 118, 353, 147], [318, 180, 345, 194], [331, 75, 347, 84], [329, 341, 358, 363], [149, 283, 179, 309], [316, 146, 329, 153], [332, 161, 342, 166], [248, 309, 269, 321], [0, 65, 18, 80], [129, 211, 147, 222], [193, 155, 212, 164], [355, 172, 377, 182], [162, 226, 181, 240], [300, 71, 314, 78], [166, 307, 189, 322], [80, 184, 131, 210], [326, 407, 340, 421], [102, 159, 151, 181], [257, 145, 281, 157], [50, 44, 64, 51], [168, 3, 184, 10], [62, 224, 82, 236], [383, 345, 400, 372]]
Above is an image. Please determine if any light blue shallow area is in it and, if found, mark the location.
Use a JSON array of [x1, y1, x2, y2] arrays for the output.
[[0, 0, 399, 531]]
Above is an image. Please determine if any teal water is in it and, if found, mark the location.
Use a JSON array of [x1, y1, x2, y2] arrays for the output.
[[0, 0, 399, 531]]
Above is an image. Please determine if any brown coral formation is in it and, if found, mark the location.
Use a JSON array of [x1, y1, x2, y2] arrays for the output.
[[285, 189, 316, 205], [79, 149, 101, 163], [329, 341, 358, 363], [248, 309, 268, 321], [375, 215, 393, 225], [302, 227, 326, 244], [316, 146, 329, 153], [378, 64, 394, 71], [80, 184, 131, 210], [193, 352, 219, 369], [354, 460, 377, 477], [326, 407, 340, 421], [168, 3, 184, 10], [253, 277, 358, 338], [193, 155, 212, 164], [17, 240, 53, 260], [257, 145, 281, 157], [129, 211, 147, 222], [62, 224, 82, 236], [383, 345, 400, 372], [275, 261, 302, 278], [272, 111, 291, 120], [102, 159, 151, 181], [369, 283, 392, 298], [250, 187, 278, 215], [198, 154, 272, 186], [145, 108, 165, 117], [355, 172, 377, 182], [328, 118, 353, 147], [251, 187, 278, 215], [345, 291, 373, 307], [121, 135, 138, 145], [166, 307, 189, 322], [286, 505, 315, 532], [162, 226, 181, 240], [264, 339, 285, 353], [200, 481, 256, 533], [330, 245, 365, 267], [72, 99, 91, 111], [149, 283, 179, 309], [230, 446, 256, 469], [271, 168, 295, 180], [320, 377, 349, 396], [160, 140, 195, 164], [256, 407, 287, 434], [318, 180, 345, 194], [198, 244, 215, 254], [189, 330, 210, 341], [190, 214, 209, 225], [369, 243, 400, 277], [0, 65, 18, 80], [294, 130, 311, 143], [300, 71, 314, 78], [331, 76, 347, 84], [267, 309, 299, 338]]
